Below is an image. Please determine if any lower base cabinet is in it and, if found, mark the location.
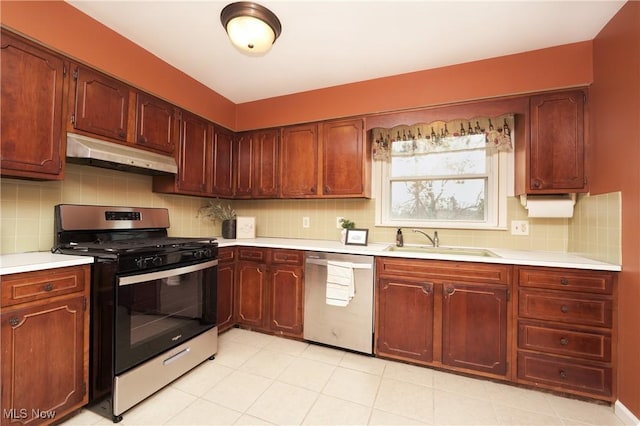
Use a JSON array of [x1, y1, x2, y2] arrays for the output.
[[217, 247, 236, 332], [234, 247, 304, 338], [375, 257, 512, 380], [1, 265, 90, 426]]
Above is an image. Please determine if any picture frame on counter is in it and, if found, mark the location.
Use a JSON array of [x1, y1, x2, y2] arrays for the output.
[[345, 228, 369, 246]]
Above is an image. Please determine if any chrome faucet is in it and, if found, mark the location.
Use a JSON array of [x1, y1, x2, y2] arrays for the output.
[[412, 229, 440, 247]]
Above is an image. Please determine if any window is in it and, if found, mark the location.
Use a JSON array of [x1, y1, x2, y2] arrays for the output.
[[374, 118, 512, 230]]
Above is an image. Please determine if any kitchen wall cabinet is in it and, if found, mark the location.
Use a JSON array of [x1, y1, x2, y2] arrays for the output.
[[212, 126, 235, 197], [69, 65, 130, 142], [1, 265, 90, 426], [235, 129, 279, 198], [153, 111, 212, 196], [516, 89, 588, 194], [515, 266, 616, 400], [280, 118, 370, 199], [1, 29, 67, 180], [376, 257, 512, 380], [135, 92, 179, 155], [321, 118, 371, 197], [280, 124, 319, 197], [217, 247, 236, 333]]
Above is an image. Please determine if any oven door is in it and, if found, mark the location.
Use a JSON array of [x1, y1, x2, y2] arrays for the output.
[[114, 259, 217, 375]]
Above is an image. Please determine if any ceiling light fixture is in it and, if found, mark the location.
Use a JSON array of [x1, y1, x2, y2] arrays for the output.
[[220, 2, 282, 56]]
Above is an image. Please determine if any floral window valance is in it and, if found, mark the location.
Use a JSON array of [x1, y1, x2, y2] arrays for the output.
[[371, 114, 514, 161]]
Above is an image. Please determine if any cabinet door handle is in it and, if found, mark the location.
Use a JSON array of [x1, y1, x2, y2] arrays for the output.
[[44, 283, 54, 291], [559, 369, 568, 379], [118, 130, 126, 139], [560, 278, 569, 286], [445, 286, 455, 295], [533, 179, 541, 189], [9, 317, 20, 327], [560, 337, 569, 346], [324, 185, 330, 193], [560, 305, 569, 313], [310, 187, 316, 193]]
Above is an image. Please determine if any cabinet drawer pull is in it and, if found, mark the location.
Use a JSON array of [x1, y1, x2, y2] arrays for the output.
[[560, 305, 569, 313], [559, 369, 568, 379], [560, 278, 569, 285], [9, 317, 20, 327], [44, 283, 54, 291], [560, 337, 569, 346]]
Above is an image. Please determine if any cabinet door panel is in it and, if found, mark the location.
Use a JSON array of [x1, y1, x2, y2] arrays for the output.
[[1, 296, 86, 424], [280, 124, 318, 197], [235, 133, 253, 197], [270, 266, 303, 336], [73, 66, 129, 141], [254, 129, 279, 197], [177, 112, 211, 194], [322, 119, 366, 196], [442, 283, 508, 375], [236, 261, 267, 329], [217, 257, 235, 333], [212, 127, 234, 197], [376, 278, 434, 362], [1, 31, 65, 178], [136, 92, 177, 154], [529, 90, 585, 191]]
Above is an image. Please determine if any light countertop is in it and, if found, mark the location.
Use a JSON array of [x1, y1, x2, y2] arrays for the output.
[[0, 252, 94, 275], [0, 238, 620, 275], [217, 237, 621, 272]]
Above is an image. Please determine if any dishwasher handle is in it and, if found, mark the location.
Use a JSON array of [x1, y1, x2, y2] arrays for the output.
[[305, 258, 372, 269]]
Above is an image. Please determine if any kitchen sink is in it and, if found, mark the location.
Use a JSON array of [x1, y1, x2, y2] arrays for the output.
[[384, 245, 500, 257]]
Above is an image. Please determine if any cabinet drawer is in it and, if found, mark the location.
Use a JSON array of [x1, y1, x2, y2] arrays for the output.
[[237, 247, 266, 262], [518, 321, 611, 362], [378, 257, 511, 285], [271, 249, 303, 266], [519, 267, 613, 294], [517, 352, 612, 398], [1, 265, 88, 307], [518, 290, 612, 328], [218, 247, 235, 262]]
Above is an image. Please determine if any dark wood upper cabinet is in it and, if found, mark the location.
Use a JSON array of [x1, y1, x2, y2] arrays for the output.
[[321, 118, 370, 197], [135, 92, 178, 155], [1, 30, 66, 179], [527, 89, 587, 193], [236, 129, 279, 198], [280, 123, 319, 197], [71, 65, 130, 141], [212, 126, 235, 197]]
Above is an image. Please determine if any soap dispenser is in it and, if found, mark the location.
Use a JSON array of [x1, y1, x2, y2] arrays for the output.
[[396, 228, 404, 247]]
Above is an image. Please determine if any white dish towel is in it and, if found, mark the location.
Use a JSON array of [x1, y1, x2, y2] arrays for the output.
[[325, 261, 355, 307]]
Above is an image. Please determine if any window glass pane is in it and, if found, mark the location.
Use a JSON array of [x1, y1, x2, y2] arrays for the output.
[[391, 149, 486, 178], [390, 179, 486, 221]]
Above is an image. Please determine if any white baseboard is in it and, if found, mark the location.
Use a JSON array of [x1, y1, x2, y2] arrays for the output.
[[616, 400, 640, 425]]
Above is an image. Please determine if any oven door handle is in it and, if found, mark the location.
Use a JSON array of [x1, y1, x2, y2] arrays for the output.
[[118, 259, 218, 286]]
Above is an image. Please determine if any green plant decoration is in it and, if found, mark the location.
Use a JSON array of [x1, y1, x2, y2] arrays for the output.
[[340, 218, 355, 229], [197, 199, 236, 224]]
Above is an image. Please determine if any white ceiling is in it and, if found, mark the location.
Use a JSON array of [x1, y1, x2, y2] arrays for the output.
[[66, 1, 625, 104]]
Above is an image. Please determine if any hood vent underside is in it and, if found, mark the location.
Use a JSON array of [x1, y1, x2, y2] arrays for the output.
[[66, 133, 178, 175]]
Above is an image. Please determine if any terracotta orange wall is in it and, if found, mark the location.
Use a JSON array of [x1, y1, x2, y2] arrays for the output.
[[590, 1, 640, 418], [0, 0, 236, 130], [236, 42, 593, 130]]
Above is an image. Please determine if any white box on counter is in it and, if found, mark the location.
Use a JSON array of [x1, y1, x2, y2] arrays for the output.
[[236, 216, 256, 239]]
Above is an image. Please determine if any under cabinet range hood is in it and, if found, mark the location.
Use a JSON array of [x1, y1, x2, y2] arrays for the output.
[[66, 133, 178, 175]]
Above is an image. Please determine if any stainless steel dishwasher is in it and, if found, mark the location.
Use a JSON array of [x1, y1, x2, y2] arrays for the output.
[[304, 251, 375, 354]]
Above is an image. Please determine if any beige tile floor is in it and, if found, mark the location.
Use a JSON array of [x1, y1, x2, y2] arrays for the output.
[[62, 328, 623, 426]]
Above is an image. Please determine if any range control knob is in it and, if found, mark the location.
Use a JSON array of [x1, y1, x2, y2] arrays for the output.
[[203, 248, 212, 258], [194, 250, 203, 259], [152, 256, 163, 267]]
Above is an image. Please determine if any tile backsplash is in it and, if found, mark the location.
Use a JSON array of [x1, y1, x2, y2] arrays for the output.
[[0, 164, 621, 265]]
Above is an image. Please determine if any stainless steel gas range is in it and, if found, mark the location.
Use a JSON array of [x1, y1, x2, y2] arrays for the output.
[[53, 204, 218, 423]]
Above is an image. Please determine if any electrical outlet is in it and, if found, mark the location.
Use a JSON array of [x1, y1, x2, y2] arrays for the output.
[[336, 216, 344, 229], [511, 220, 529, 235], [302, 217, 310, 228]]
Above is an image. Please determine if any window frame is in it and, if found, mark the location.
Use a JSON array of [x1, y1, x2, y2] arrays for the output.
[[374, 144, 511, 230]]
